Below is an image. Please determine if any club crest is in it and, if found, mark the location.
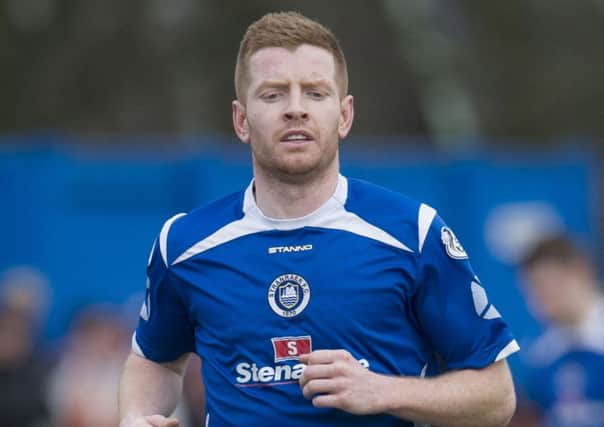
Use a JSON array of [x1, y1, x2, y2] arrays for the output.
[[268, 274, 310, 318], [441, 226, 468, 259]]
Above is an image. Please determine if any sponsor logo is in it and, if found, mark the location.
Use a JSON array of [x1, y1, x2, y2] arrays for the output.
[[268, 274, 310, 318], [235, 357, 370, 387], [236, 362, 306, 385], [272, 336, 312, 362], [235, 337, 370, 387], [268, 244, 313, 254], [441, 226, 468, 259]]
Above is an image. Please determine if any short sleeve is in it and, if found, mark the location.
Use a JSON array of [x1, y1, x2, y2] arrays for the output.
[[413, 213, 518, 370], [133, 230, 195, 362]]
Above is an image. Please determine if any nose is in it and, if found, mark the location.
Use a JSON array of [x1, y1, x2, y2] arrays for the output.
[[283, 91, 309, 121]]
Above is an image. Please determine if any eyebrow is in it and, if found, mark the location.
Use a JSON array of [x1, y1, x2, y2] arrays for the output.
[[253, 80, 289, 95], [301, 79, 335, 92], [253, 79, 334, 95]]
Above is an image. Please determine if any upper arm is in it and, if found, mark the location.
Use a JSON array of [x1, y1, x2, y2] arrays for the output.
[[133, 216, 196, 363], [482, 359, 514, 389], [120, 351, 191, 420], [480, 360, 517, 417], [413, 210, 519, 370], [159, 352, 192, 376], [127, 351, 192, 376]]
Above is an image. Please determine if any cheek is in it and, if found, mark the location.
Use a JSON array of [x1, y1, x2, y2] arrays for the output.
[[315, 105, 342, 133], [247, 110, 264, 128], [248, 107, 280, 132], [532, 282, 558, 302]]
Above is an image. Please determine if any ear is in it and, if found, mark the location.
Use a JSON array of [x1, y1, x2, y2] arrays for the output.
[[338, 95, 354, 139], [232, 100, 250, 144]]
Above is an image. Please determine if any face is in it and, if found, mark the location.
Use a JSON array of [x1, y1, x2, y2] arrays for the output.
[[232, 44, 354, 181], [524, 260, 591, 325]]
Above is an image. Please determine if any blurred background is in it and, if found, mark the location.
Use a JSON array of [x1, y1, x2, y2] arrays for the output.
[[1, 1, 603, 426]]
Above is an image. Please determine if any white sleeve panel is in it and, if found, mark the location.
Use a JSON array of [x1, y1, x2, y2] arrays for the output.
[[159, 213, 186, 267], [418, 203, 437, 253], [131, 332, 145, 357], [495, 340, 520, 362]]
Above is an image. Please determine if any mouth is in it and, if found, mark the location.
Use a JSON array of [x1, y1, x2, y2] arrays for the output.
[[279, 129, 314, 144]]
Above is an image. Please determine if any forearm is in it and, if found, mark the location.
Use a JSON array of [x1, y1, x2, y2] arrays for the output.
[[119, 352, 189, 423], [382, 360, 515, 427]]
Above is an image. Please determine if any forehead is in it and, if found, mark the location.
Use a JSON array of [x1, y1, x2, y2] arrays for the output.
[[526, 260, 571, 282], [247, 44, 337, 84]]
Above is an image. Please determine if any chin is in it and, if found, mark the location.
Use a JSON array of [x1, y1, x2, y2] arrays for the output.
[[255, 149, 336, 179], [275, 155, 320, 174], [277, 164, 318, 177]]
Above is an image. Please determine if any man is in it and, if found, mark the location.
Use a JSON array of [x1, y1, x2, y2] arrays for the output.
[[119, 11, 518, 427], [515, 235, 604, 427]]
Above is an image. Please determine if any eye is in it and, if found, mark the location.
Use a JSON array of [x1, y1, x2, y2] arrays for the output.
[[307, 90, 326, 100], [260, 91, 283, 102]]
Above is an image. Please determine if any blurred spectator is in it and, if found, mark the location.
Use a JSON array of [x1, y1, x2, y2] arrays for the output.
[[47, 304, 130, 427], [512, 235, 604, 427], [0, 266, 53, 427], [47, 303, 195, 426], [0, 266, 51, 326]]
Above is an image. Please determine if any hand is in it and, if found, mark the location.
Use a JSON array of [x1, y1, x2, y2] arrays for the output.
[[299, 349, 387, 415], [120, 415, 179, 427]]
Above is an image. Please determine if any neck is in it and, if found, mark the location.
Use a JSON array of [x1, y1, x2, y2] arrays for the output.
[[252, 165, 340, 219]]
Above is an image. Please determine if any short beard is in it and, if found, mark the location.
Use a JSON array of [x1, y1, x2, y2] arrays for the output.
[[251, 145, 339, 185]]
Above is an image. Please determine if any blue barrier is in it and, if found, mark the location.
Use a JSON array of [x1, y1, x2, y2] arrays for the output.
[[0, 137, 597, 362]]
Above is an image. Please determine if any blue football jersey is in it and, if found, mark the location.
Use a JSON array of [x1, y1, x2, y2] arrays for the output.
[[133, 175, 518, 426], [521, 299, 604, 427]]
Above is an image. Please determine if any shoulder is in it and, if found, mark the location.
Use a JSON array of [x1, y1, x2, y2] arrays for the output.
[[157, 189, 246, 266], [344, 177, 436, 254], [345, 178, 423, 216]]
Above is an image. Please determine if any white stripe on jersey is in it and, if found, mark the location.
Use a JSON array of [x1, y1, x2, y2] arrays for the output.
[[172, 176, 413, 265], [173, 216, 267, 265]]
